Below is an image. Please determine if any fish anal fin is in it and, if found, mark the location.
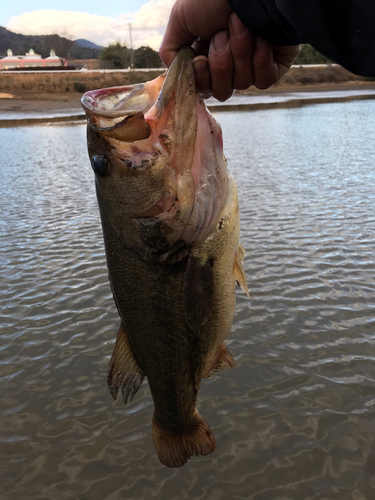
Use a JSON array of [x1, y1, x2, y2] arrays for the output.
[[152, 409, 216, 468], [234, 246, 250, 298], [183, 256, 214, 332], [107, 322, 145, 405], [204, 342, 236, 379]]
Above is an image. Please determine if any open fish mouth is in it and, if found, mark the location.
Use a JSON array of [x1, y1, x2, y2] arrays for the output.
[[81, 76, 166, 142], [81, 47, 199, 144]]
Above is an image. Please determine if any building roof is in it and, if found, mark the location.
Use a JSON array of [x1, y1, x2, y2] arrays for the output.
[[46, 49, 60, 60], [24, 49, 42, 59]]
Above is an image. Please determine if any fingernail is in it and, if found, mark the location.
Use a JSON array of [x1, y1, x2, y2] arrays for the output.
[[213, 31, 229, 53], [230, 14, 247, 38], [193, 57, 208, 76], [199, 91, 212, 100], [193, 58, 211, 98], [255, 37, 265, 48]]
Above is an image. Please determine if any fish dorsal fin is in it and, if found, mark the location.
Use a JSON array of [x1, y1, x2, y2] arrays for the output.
[[107, 322, 145, 404], [234, 245, 250, 298]]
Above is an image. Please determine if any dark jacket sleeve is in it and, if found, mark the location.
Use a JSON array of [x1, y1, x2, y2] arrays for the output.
[[228, 0, 375, 77]]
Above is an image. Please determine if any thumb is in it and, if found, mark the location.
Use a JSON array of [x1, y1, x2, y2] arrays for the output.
[[159, 2, 196, 67], [159, 0, 233, 68]]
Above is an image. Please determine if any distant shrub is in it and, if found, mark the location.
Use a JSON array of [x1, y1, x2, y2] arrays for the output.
[[73, 82, 86, 93], [277, 64, 364, 86], [295, 44, 331, 65], [299, 74, 319, 84]]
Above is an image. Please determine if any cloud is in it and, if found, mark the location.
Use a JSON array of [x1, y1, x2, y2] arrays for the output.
[[6, 1, 175, 49], [7, 11, 126, 45], [132, 0, 175, 28]]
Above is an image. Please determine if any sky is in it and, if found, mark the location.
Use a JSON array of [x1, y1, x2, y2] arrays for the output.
[[2, 0, 176, 50]]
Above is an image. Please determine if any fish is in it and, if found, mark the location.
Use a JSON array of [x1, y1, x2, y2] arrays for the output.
[[81, 47, 249, 468]]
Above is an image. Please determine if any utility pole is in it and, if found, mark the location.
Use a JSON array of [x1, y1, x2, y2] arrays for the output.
[[128, 22, 134, 69]]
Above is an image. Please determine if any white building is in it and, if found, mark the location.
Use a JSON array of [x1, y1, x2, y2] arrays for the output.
[[0, 49, 66, 70]]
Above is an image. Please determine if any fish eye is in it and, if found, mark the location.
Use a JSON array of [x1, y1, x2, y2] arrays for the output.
[[91, 155, 111, 177]]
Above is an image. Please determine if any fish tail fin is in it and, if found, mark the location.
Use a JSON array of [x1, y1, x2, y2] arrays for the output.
[[152, 410, 216, 468]]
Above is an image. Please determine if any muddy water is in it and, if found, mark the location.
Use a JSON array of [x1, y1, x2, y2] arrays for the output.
[[1, 100, 375, 500]]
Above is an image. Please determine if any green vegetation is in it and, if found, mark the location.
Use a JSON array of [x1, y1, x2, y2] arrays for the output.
[[68, 45, 101, 60], [73, 82, 87, 92], [99, 43, 162, 69], [134, 46, 162, 68], [294, 44, 331, 65], [98, 42, 326, 69], [99, 43, 131, 68]]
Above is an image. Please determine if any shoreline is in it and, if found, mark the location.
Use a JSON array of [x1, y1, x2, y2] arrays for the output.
[[1, 81, 375, 127]]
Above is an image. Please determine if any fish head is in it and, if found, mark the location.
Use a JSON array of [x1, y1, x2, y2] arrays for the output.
[[82, 47, 228, 260]]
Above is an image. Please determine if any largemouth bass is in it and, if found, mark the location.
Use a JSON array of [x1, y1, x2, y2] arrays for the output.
[[81, 47, 249, 468]]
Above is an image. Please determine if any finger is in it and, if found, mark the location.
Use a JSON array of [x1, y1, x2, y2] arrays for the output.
[[193, 56, 212, 98], [159, 1, 197, 67], [159, 0, 233, 68], [209, 30, 234, 102], [192, 37, 210, 58], [252, 37, 278, 90], [229, 13, 254, 90], [273, 44, 301, 78]]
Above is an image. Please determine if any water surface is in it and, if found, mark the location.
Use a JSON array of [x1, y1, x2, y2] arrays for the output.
[[1, 100, 375, 499]]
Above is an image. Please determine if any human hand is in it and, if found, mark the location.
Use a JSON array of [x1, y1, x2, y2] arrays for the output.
[[159, 0, 301, 101]]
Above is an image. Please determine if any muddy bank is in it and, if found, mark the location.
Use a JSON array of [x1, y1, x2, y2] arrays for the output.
[[1, 80, 374, 115], [0, 69, 164, 94], [1, 64, 372, 96], [1, 66, 374, 128]]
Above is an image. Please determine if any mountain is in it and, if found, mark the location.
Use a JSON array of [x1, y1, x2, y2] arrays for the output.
[[74, 39, 103, 50], [0, 26, 73, 58], [0, 27, 102, 59]]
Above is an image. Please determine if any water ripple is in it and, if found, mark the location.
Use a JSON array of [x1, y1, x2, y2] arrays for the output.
[[1, 101, 375, 499]]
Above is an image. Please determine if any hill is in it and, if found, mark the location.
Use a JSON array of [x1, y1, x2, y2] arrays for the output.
[[0, 26, 101, 59], [74, 39, 103, 50], [0, 26, 73, 58]]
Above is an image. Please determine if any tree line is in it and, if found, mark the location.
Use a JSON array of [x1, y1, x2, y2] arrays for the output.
[[99, 43, 162, 68], [98, 42, 330, 69]]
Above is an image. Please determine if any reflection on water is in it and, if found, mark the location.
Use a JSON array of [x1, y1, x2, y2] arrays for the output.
[[1, 101, 375, 499]]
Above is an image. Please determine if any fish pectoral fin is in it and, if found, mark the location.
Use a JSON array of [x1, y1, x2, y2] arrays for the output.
[[183, 256, 214, 332], [204, 342, 237, 378], [234, 246, 250, 298], [107, 322, 145, 405]]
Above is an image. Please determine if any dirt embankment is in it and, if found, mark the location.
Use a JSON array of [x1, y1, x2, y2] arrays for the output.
[[0, 64, 373, 97], [276, 64, 371, 87], [0, 69, 165, 95]]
